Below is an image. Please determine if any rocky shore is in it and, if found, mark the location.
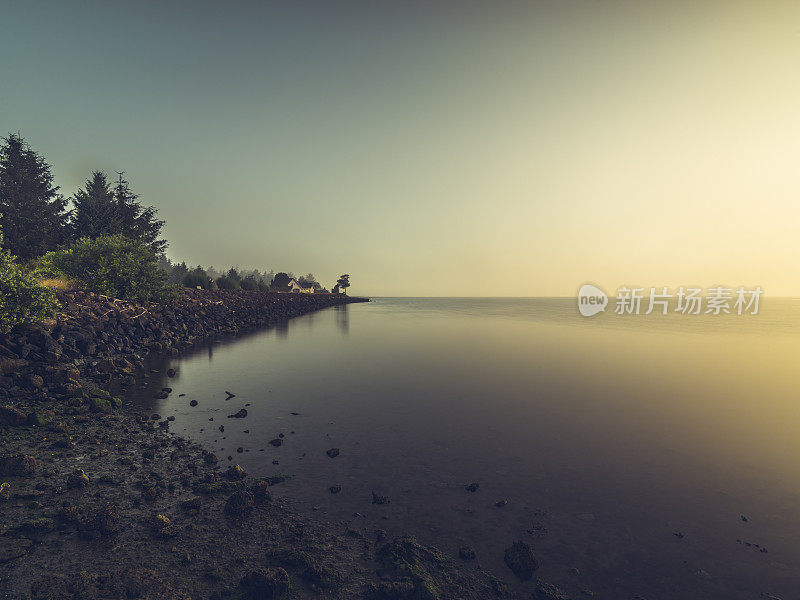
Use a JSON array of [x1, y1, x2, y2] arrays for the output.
[[0, 290, 520, 599]]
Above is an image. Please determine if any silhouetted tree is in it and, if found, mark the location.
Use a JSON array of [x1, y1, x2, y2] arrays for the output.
[[111, 172, 166, 253], [0, 134, 68, 259], [271, 272, 292, 291], [71, 171, 117, 240], [336, 274, 350, 295]]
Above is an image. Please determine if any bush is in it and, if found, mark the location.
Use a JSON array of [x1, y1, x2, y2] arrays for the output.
[[215, 275, 241, 290], [183, 268, 215, 290], [240, 276, 259, 291], [0, 251, 59, 331], [36, 235, 172, 303]]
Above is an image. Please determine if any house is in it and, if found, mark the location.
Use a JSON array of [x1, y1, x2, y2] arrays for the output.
[[286, 278, 315, 293]]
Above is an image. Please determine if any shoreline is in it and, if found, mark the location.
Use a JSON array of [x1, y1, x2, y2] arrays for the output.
[[0, 290, 518, 599]]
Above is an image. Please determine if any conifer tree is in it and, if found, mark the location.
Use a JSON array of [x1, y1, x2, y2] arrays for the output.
[[0, 134, 68, 259]]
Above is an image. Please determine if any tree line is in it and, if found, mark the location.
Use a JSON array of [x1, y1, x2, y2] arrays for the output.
[[0, 132, 349, 298]]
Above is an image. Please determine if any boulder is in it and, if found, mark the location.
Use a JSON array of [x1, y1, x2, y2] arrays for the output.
[[503, 541, 538, 581]]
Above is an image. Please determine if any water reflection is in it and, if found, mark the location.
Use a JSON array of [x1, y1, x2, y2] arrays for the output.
[[334, 303, 349, 335], [124, 298, 800, 600]]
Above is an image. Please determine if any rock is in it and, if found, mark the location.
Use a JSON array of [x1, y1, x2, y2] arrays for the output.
[[534, 581, 570, 600], [27, 410, 55, 427], [0, 537, 32, 563], [495, 499, 508, 507], [465, 482, 480, 492], [84, 501, 119, 537], [269, 438, 283, 447], [203, 452, 218, 465], [228, 408, 247, 418], [326, 448, 340, 458], [236, 447, 244, 453], [180, 496, 202, 511], [251, 480, 271, 504], [504, 541, 538, 581], [0, 482, 10, 501], [225, 390, 235, 398], [167, 368, 176, 377], [0, 454, 36, 477], [151, 514, 176, 537], [0, 405, 27, 426], [225, 464, 246, 480], [28, 374, 44, 388], [225, 490, 255, 515], [371, 491, 390, 505], [238, 567, 291, 599], [189, 400, 198, 407], [66, 468, 90, 489], [153, 391, 169, 399], [167, 415, 175, 422], [329, 484, 342, 494], [151, 413, 161, 420], [458, 546, 476, 560], [161, 387, 172, 393]]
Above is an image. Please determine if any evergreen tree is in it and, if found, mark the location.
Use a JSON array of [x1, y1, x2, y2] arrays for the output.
[[71, 171, 117, 240], [0, 134, 68, 259], [111, 172, 166, 253]]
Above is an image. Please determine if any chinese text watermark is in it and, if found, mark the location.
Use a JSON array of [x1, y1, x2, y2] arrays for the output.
[[578, 285, 762, 317]]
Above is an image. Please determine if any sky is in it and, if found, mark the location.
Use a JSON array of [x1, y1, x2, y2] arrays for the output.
[[2, 1, 800, 296]]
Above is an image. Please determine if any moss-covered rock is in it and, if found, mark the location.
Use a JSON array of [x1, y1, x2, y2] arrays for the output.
[[372, 535, 453, 600]]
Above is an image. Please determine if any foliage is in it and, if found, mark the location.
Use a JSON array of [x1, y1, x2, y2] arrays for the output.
[[70, 171, 117, 240], [240, 275, 259, 291], [0, 134, 69, 260], [336, 273, 350, 295], [270, 272, 292, 291], [37, 235, 172, 302], [108, 173, 166, 253], [183, 267, 214, 289], [215, 275, 241, 290], [0, 249, 59, 332]]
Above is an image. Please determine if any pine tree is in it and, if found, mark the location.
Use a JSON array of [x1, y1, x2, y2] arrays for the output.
[[0, 134, 68, 259], [111, 172, 166, 253], [71, 171, 117, 240]]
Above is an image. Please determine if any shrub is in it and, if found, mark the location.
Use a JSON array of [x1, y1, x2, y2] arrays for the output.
[[215, 275, 241, 290], [183, 268, 214, 290], [36, 235, 172, 303], [0, 251, 59, 331], [240, 276, 259, 291]]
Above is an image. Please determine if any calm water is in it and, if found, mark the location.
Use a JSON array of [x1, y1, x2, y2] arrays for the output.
[[128, 298, 800, 599]]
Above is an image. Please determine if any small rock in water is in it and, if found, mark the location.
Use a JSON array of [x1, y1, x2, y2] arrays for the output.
[[236, 447, 244, 453], [278, 433, 284, 438], [162, 387, 172, 393], [326, 448, 340, 458], [189, 400, 198, 407], [269, 438, 283, 447], [371, 490, 390, 505], [151, 414, 161, 420], [167, 416, 175, 422], [218, 425, 224, 432], [673, 531, 684, 539], [227, 409, 247, 419], [741, 515, 749, 522], [495, 499, 508, 507], [153, 391, 168, 399], [178, 393, 185, 397], [329, 484, 342, 494], [272, 460, 278, 465], [465, 482, 480, 493], [504, 540, 538, 581], [225, 391, 235, 398], [291, 412, 300, 415], [167, 369, 176, 377]]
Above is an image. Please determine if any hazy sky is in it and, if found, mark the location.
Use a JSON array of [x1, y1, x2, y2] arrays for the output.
[[2, 1, 799, 296]]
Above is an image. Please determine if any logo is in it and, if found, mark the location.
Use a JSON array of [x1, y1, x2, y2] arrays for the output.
[[578, 284, 608, 317]]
